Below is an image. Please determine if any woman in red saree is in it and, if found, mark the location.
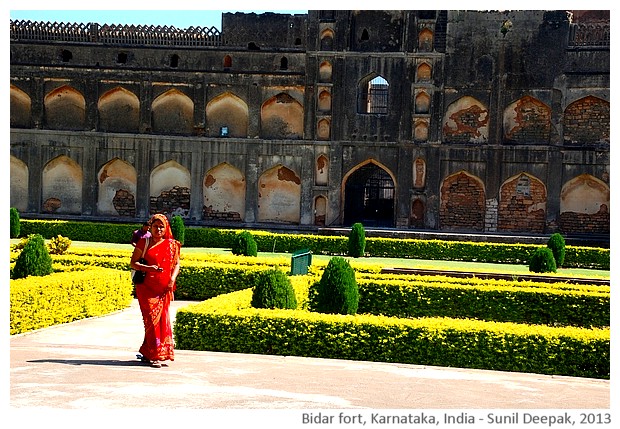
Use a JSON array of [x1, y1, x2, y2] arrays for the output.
[[130, 214, 181, 367]]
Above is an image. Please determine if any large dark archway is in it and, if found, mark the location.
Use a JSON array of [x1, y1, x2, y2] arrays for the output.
[[343, 163, 395, 227]]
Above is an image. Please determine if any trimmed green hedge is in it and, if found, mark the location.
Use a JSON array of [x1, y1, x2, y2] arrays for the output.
[[18, 219, 610, 269], [10, 267, 133, 334], [174, 290, 610, 379]]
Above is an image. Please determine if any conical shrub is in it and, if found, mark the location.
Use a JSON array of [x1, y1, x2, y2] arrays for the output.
[[529, 247, 557, 273], [251, 267, 297, 309], [12, 234, 53, 279], [170, 214, 185, 245], [347, 222, 366, 257], [232, 231, 258, 256], [547, 233, 565, 268], [309, 256, 358, 315], [10, 207, 20, 239]]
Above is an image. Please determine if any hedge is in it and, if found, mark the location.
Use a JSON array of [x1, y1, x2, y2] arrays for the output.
[[10, 267, 133, 334], [17, 219, 610, 269], [174, 288, 610, 379]]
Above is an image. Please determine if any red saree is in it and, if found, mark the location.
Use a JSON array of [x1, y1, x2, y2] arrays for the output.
[[135, 236, 180, 362]]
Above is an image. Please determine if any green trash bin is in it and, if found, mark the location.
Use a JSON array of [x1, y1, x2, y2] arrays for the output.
[[290, 248, 312, 275]]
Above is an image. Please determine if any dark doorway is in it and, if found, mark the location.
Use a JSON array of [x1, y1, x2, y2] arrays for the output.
[[344, 163, 395, 227]]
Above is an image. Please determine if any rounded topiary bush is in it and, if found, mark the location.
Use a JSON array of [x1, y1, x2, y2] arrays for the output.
[[170, 215, 185, 245], [547, 233, 565, 268], [232, 231, 258, 257], [309, 256, 358, 315], [251, 267, 297, 310], [10, 207, 20, 239], [347, 222, 366, 257], [47, 234, 72, 255], [529, 247, 557, 273], [12, 234, 53, 279]]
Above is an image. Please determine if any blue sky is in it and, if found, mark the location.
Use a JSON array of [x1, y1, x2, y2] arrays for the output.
[[9, 8, 308, 30]]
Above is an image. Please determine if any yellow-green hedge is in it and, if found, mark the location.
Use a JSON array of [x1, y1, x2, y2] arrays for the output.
[[173, 285, 610, 379], [10, 267, 133, 335]]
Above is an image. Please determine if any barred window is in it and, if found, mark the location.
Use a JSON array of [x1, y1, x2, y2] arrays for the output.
[[359, 75, 389, 114]]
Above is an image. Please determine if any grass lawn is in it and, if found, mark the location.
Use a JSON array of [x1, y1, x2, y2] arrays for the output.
[[33, 239, 609, 281]]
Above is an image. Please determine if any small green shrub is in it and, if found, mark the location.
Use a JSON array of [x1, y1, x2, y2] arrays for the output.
[[47, 234, 72, 255], [309, 256, 359, 315], [348, 222, 366, 257], [547, 233, 566, 268], [529, 247, 557, 273], [12, 234, 53, 279], [10, 207, 20, 239], [170, 215, 186, 245], [232, 231, 258, 257], [251, 267, 297, 310]]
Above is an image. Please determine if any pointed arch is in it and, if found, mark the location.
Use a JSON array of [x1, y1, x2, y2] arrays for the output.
[[317, 118, 331, 140], [260, 93, 303, 139], [320, 28, 334, 51], [44, 85, 86, 130], [316, 154, 329, 186], [318, 89, 331, 112], [439, 171, 485, 231], [563, 96, 610, 145], [415, 91, 431, 114], [342, 159, 396, 227], [414, 119, 429, 141], [410, 198, 425, 228], [314, 195, 327, 226], [442, 96, 489, 143], [318, 61, 333, 82], [223, 55, 232, 69], [416, 63, 432, 82], [498, 172, 546, 233], [503, 95, 551, 144], [151, 89, 194, 135], [97, 158, 138, 216], [413, 157, 426, 188], [358, 74, 389, 114], [206, 92, 249, 138], [42, 155, 83, 214], [10, 84, 31, 128], [560, 174, 609, 234], [10, 156, 29, 212], [257, 164, 301, 223], [150, 160, 191, 217], [203, 162, 246, 222], [98, 87, 140, 133], [418, 28, 434, 52]]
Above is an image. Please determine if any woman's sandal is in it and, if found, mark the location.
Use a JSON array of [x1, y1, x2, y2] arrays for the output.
[[150, 360, 162, 368]]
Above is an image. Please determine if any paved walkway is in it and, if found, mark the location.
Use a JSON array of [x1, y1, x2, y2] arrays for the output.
[[9, 300, 611, 426]]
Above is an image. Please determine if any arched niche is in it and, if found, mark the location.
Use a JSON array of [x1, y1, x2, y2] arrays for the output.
[[415, 91, 431, 114], [223, 55, 232, 68], [44, 85, 86, 130], [442, 96, 489, 143], [439, 170, 485, 231], [151, 89, 194, 135], [320, 28, 334, 51], [503, 95, 551, 144], [563, 96, 610, 145], [410, 198, 425, 228], [413, 157, 426, 189], [414, 120, 429, 141], [318, 61, 333, 83], [559, 174, 609, 234], [98, 87, 140, 133], [314, 195, 327, 226], [418, 28, 434, 52], [203, 162, 246, 222], [317, 119, 330, 140], [10, 155, 29, 212], [260, 93, 304, 139], [257, 164, 301, 223], [42, 155, 83, 214], [150, 160, 191, 217], [10, 84, 31, 128], [417, 63, 432, 82], [497, 172, 546, 233], [316, 154, 329, 186], [97, 158, 138, 217], [318, 89, 331, 112], [206, 92, 249, 138]]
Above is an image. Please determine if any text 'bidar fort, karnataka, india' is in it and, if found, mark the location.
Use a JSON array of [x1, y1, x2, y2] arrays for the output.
[[9, 10, 610, 242]]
